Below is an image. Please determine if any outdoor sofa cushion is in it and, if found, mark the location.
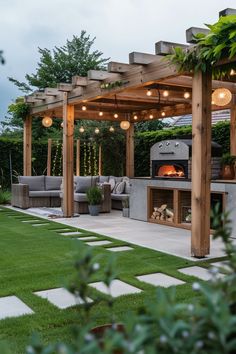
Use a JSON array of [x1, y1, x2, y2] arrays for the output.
[[29, 190, 61, 197], [18, 176, 45, 191], [45, 176, 62, 191], [74, 193, 88, 202], [111, 193, 130, 201], [74, 176, 97, 193], [99, 176, 109, 183]]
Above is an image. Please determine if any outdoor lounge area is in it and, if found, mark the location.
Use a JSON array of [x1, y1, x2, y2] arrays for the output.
[[2, 3, 236, 353]]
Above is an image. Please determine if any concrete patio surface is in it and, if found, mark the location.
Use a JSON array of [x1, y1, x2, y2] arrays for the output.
[[7, 206, 235, 261]]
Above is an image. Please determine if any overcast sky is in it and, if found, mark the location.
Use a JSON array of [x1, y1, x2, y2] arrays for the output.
[[1, 0, 236, 121]]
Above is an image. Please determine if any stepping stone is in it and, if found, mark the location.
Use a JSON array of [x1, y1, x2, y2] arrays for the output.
[[90, 279, 142, 297], [106, 246, 133, 252], [60, 231, 82, 236], [54, 229, 72, 232], [85, 240, 112, 246], [32, 223, 50, 227], [34, 288, 92, 309], [178, 266, 224, 281], [22, 219, 41, 223], [77, 236, 98, 241], [211, 260, 230, 272], [0, 295, 34, 320], [136, 273, 185, 288]]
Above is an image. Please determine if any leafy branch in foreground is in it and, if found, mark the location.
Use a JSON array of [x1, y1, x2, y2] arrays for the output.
[[168, 15, 236, 79]]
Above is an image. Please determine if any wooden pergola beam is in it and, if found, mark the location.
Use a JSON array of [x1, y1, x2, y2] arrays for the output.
[[155, 41, 188, 55], [108, 61, 136, 73], [191, 69, 212, 257], [87, 70, 121, 81], [186, 27, 210, 44], [126, 122, 134, 177], [45, 88, 60, 96], [230, 95, 236, 155], [129, 52, 161, 65]]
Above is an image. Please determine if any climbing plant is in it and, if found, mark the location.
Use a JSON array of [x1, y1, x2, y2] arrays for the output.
[[168, 15, 236, 78]]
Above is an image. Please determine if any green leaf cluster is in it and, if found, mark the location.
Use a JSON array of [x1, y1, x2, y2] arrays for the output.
[[168, 15, 236, 78]]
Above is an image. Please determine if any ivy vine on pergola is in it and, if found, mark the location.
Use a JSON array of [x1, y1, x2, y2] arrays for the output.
[[23, 8, 236, 257]]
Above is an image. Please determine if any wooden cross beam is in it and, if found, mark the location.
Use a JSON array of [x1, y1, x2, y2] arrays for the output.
[[57, 83, 73, 92], [45, 88, 60, 96], [129, 52, 161, 65], [155, 41, 188, 55], [87, 70, 121, 81], [108, 61, 137, 73], [186, 27, 210, 44]]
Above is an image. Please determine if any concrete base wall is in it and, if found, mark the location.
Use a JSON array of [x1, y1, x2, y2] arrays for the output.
[[130, 178, 236, 238]]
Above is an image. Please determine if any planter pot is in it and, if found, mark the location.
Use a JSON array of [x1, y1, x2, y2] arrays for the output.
[[222, 165, 235, 179], [91, 323, 125, 353], [122, 208, 129, 217], [88, 204, 101, 216]]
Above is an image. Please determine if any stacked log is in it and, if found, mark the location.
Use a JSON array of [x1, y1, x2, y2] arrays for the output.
[[151, 204, 174, 222]]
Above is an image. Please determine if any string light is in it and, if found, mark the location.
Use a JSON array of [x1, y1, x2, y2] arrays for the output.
[[212, 88, 232, 106], [161, 111, 166, 117], [114, 113, 119, 118], [120, 121, 130, 130], [99, 111, 103, 116], [95, 127, 100, 134], [146, 89, 152, 96], [133, 115, 138, 120], [163, 90, 169, 97], [79, 126, 85, 133], [109, 126, 115, 132], [82, 105, 87, 111], [60, 122, 63, 128], [42, 116, 53, 127], [184, 92, 190, 99], [149, 114, 154, 120]]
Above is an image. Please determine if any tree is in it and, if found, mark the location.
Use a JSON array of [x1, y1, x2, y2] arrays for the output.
[[135, 119, 169, 132], [8, 31, 109, 93]]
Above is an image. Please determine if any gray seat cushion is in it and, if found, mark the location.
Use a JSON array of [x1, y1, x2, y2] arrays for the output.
[[19, 176, 45, 191], [74, 176, 98, 193], [74, 193, 88, 202], [45, 176, 62, 191], [29, 191, 51, 197], [111, 193, 130, 201], [99, 176, 109, 183]]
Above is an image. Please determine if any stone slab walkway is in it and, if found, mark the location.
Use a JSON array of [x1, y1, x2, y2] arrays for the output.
[[89, 279, 142, 297], [0, 296, 34, 320]]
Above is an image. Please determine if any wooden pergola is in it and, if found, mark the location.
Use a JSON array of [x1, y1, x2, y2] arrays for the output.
[[23, 8, 236, 257]]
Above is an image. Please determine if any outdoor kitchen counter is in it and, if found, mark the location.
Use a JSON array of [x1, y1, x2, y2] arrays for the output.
[[129, 178, 236, 237]]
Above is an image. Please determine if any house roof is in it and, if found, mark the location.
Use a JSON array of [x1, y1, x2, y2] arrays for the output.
[[171, 110, 230, 127]]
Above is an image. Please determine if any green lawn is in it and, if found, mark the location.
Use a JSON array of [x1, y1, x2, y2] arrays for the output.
[[0, 207, 223, 353]]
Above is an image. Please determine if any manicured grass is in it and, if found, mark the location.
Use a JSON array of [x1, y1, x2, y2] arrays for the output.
[[0, 207, 221, 353]]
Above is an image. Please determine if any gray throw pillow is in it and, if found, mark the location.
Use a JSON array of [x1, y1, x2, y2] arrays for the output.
[[45, 176, 62, 190], [114, 181, 125, 194], [99, 176, 109, 183], [18, 175, 45, 191], [74, 176, 96, 193], [108, 178, 116, 192]]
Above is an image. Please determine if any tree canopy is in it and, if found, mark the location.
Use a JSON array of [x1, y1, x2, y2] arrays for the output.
[[9, 31, 109, 93]]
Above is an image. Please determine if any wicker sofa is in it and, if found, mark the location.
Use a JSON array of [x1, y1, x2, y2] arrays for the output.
[[11, 175, 62, 209]]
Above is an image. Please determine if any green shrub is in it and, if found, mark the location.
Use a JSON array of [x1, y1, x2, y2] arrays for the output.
[[0, 190, 11, 204], [86, 186, 103, 205]]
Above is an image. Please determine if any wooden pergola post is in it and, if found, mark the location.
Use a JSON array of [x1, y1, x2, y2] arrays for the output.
[[230, 95, 236, 155], [47, 138, 52, 176], [191, 69, 212, 257], [23, 116, 32, 176], [62, 92, 74, 217], [126, 122, 134, 177], [76, 139, 80, 176]]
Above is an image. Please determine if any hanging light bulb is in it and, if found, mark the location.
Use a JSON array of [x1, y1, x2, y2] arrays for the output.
[[230, 69, 236, 76], [60, 122, 63, 128], [120, 121, 130, 130], [79, 126, 85, 133], [163, 90, 169, 97], [212, 88, 232, 106], [161, 111, 166, 117], [183, 91, 190, 99], [95, 127, 100, 134], [42, 116, 53, 127], [109, 126, 115, 132], [99, 111, 103, 116], [114, 113, 119, 119], [149, 114, 154, 120], [146, 89, 152, 96], [133, 115, 138, 120], [82, 105, 87, 111]]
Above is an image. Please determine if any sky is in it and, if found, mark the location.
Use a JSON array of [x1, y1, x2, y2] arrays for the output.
[[1, 0, 236, 121]]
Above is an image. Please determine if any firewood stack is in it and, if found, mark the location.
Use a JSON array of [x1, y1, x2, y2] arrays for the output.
[[151, 204, 174, 222]]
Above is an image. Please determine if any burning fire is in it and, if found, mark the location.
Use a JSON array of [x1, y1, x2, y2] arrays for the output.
[[157, 165, 185, 178]]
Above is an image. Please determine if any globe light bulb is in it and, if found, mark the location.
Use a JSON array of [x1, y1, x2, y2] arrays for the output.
[[42, 116, 53, 127], [149, 114, 154, 119], [79, 126, 85, 133], [133, 115, 138, 120], [95, 127, 100, 134], [109, 126, 115, 132], [184, 92, 190, 99], [114, 113, 119, 119], [163, 90, 169, 97], [161, 111, 166, 117], [99, 111, 103, 116], [82, 105, 87, 111], [212, 88, 232, 107], [120, 121, 130, 130], [146, 89, 152, 96], [61, 122, 63, 128]]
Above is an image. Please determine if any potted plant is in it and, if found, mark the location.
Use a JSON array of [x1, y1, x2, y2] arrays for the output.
[[221, 153, 236, 179], [86, 186, 103, 216], [122, 197, 129, 217]]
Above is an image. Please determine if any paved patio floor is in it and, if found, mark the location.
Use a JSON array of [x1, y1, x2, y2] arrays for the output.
[[7, 206, 234, 261]]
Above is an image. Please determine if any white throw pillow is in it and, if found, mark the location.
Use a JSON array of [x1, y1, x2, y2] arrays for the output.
[[108, 178, 116, 192], [114, 181, 125, 194]]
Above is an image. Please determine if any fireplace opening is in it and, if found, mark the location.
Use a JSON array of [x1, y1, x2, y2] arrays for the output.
[[157, 164, 185, 178]]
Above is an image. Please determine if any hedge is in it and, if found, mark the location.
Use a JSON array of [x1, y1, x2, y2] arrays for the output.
[[0, 121, 230, 188]]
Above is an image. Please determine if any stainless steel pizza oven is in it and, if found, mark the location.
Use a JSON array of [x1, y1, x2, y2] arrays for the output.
[[150, 139, 222, 179]]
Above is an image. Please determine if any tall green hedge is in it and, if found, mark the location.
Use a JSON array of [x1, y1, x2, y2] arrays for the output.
[[0, 121, 230, 188]]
